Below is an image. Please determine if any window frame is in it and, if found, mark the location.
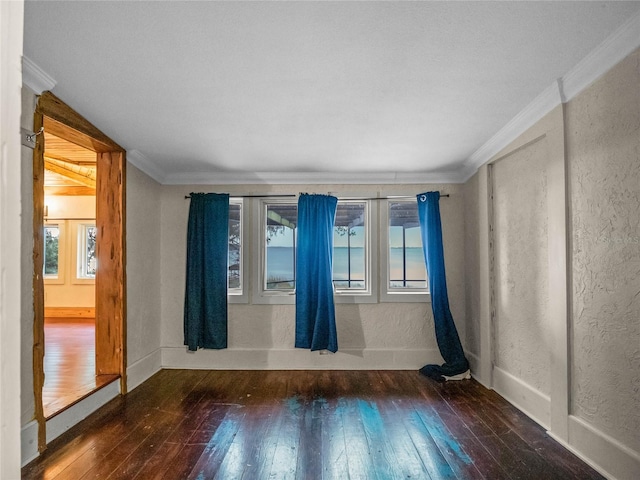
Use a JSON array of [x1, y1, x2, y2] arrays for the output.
[[251, 196, 378, 305], [252, 198, 297, 305], [228, 197, 248, 304], [380, 198, 430, 303], [43, 221, 66, 285], [333, 198, 377, 304], [71, 220, 97, 285]]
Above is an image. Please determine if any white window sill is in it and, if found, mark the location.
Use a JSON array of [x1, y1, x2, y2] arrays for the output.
[[379, 291, 431, 303]]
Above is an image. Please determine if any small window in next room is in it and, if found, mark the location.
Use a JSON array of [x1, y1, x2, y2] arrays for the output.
[[76, 223, 97, 280], [44, 224, 60, 278], [381, 200, 429, 302], [44, 223, 65, 284]]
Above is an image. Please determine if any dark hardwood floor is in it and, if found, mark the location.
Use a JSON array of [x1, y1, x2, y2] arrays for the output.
[[23, 369, 603, 480]]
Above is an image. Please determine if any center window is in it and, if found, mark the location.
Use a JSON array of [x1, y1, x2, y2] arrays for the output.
[[260, 199, 371, 298], [333, 201, 367, 292]]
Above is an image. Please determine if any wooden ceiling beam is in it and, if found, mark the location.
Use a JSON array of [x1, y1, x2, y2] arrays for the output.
[[43, 152, 96, 166], [44, 158, 96, 188]]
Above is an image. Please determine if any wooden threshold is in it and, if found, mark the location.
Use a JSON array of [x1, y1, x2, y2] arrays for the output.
[[45, 374, 119, 421]]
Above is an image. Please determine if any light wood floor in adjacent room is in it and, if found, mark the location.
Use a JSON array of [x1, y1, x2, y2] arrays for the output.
[[43, 318, 118, 419], [24, 369, 603, 479]]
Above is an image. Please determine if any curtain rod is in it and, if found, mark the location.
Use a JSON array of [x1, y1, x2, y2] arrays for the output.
[[339, 194, 450, 200], [184, 194, 295, 199], [185, 193, 449, 200]]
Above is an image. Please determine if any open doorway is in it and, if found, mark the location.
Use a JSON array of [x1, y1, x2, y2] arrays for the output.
[[42, 131, 118, 418], [32, 92, 127, 452]]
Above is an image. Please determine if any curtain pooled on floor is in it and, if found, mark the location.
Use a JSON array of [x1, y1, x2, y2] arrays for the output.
[[184, 193, 229, 351], [417, 191, 469, 380], [295, 194, 338, 352]]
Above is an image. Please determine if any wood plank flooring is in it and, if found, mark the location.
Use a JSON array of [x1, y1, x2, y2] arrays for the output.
[[23, 370, 604, 480], [43, 318, 118, 418]]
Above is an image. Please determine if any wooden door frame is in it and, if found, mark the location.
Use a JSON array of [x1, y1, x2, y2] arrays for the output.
[[33, 92, 127, 452]]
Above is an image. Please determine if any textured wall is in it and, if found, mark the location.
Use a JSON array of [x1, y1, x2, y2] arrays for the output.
[[463, 172, 481, 356], [126, 163, 163, 368], [492, 138, 551, 395], [566, 48, 640, 451], [159, 183, 465, 365]]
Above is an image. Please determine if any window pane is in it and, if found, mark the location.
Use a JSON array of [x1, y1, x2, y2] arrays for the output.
[[333, 202, 366, 290], [77, 224, 97, 278], [84, 226, 97, 277], [228, 202, 242, 291], [44, 225, 59, 276], [265, 203, 297, 290], [388, 201, 427, 289]]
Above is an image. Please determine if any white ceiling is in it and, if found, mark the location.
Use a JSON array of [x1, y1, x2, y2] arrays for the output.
[[23, 1, 640, 184]]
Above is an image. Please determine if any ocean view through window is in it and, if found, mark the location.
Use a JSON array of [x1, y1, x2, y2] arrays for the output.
[[262, 200, 369, 293], [387, 200, 427, 291]]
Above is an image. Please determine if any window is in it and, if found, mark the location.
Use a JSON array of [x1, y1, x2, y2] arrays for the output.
[[264, 202, 297, 292], [381, 200, 429, 302], [228, 199, 247, 301], [253, 198, 376, 304], [44, 225, 60, 278], [333, 201, 369, 294], [43, 222, 66, 284], [77, 223, 97, 279]]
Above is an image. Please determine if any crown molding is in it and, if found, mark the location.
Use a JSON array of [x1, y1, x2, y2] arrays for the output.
[[162, 170, 466, 186], [462, 81, 563, 177], [21, 56, 56, 94], [562, 9, 640, 102], [462, 8, 640, 180], [127, 150, 166, 184]]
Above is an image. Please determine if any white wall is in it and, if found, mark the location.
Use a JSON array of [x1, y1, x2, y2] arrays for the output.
[[1, 1, 24, 478], [463, 48, 640, 479], [566, 47, 640, 459], [160, 183, 466, 370], [125, 163, 163, 389]]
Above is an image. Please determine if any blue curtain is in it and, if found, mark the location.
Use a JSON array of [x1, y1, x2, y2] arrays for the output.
[[417, 191, 469, 380], [295, 194, 339, 352], [184, 193, 229, 351]]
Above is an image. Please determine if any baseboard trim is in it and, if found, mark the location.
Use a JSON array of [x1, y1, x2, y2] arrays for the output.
[[45, 380, 120, 445], [466, 351, 491, 389], [492, 366, 550, 430], [21, 420, 39, 467], [161, 347, 442, 370], [126, 348, 162, 392], [548, 415, 640, 480], [44, 307, 95, 318]]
